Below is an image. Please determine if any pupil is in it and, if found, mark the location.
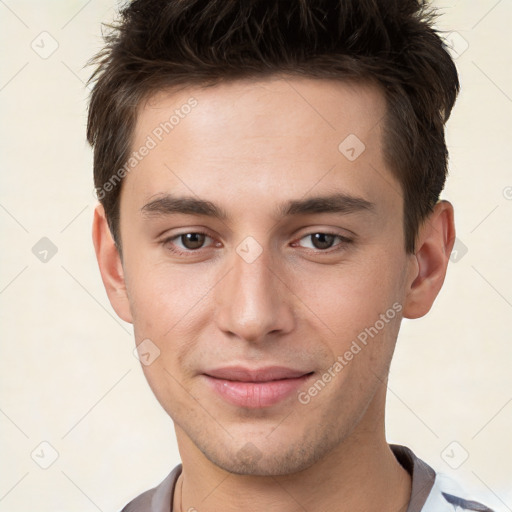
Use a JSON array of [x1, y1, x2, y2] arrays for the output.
[[182, 233, 205, 249], [312, 233, 334, 250]]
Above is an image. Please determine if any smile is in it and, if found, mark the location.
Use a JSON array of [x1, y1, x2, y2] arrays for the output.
[[203, 367, 314, 408]]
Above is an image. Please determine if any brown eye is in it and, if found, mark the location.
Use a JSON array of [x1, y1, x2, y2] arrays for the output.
[[179, 233, 206, 250], [295, 232, 352, 252], [163, 231, 219, 257], [309, 233, 336, 250]]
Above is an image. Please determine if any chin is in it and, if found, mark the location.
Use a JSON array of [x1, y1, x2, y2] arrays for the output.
[[190, 421, 342, 477]]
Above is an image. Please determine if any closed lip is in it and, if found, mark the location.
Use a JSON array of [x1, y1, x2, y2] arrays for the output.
[[204, 366, 313, 382]]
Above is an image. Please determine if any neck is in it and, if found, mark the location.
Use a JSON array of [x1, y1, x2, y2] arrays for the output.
[[173, 420, 411, 512]]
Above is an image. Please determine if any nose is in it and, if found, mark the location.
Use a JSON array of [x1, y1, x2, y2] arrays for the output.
[[214, 244, 295, 343]]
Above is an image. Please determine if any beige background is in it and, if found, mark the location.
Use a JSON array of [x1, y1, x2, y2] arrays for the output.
[[1, 1, 511, 510]]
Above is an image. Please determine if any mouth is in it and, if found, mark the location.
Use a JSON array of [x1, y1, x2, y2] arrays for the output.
[[203, 366, 315, 408]]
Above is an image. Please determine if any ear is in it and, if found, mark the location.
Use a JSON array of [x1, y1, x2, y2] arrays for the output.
[[92, 203, 133, 324], [402, 200, 456, 319]]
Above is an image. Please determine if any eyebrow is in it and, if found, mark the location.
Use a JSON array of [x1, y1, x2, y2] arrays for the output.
[[141, 192, 375, 220], [280, 193, 374, 217], [142, 195, 227, 219]]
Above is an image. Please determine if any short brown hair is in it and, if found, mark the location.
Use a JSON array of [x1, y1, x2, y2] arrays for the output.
[[87, 0, 459, 253]]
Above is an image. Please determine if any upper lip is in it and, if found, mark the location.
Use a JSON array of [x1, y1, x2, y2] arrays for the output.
[[205, 366, 313, 382]]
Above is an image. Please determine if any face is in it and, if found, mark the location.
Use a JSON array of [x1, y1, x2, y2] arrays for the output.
[[113, 77, 417, 475]]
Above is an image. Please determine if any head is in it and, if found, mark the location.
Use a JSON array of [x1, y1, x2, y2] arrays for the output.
[[89, 0, 458, 476]]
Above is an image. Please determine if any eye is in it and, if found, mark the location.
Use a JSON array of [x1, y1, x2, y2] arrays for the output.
[[177, 233, 209, 250], [163, 231, 218, 254], [295, 232, 352, 251]]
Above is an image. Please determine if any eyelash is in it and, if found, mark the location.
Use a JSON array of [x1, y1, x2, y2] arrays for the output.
[[162, 231, 217, 256], [162, 231, 353, 257], [291, 233, 353, 252]]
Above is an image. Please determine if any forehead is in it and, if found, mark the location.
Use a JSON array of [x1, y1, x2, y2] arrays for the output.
[[125, 76, 396, 214], [137, 76, 386, 148]]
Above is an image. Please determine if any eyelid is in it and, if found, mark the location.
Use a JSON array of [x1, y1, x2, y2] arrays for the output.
[[158, 226, 216, 242], [161, 229, 220, 255], [292, 231, 354, 252], [159, 228, 354, 256]]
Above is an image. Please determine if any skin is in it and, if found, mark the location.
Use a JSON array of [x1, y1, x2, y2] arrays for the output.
[[93, 76, 455, 512]]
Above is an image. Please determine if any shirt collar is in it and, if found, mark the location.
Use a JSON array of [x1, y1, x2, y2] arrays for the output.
[[141, 444, 436, 512], [390, 444, 436, 512]]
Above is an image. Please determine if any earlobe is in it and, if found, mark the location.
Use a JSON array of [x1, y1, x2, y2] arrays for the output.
[[92, 204, 133, 324], [402, 200, 456, 319]]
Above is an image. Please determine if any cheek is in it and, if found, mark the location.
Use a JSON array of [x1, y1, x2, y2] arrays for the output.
[[290, 252, 407, 395], [125, 257, 218, 336], [294, 252, 406, 339], [138, 357, 196, 426], [125, 258, 219, 404]]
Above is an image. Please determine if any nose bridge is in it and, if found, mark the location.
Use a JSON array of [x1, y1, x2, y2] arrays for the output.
[[214, 242, 293, 342]]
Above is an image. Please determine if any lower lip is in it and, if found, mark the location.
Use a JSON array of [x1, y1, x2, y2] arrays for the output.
[[204, 374, 313, 408]]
